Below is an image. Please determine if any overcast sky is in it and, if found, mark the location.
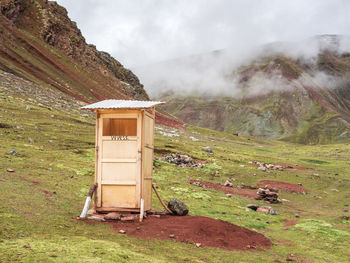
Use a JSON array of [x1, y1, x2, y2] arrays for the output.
[[56, 0, 349, 68]]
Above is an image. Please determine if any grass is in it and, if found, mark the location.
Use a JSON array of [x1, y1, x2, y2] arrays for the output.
[[0, 96, 350, 262]]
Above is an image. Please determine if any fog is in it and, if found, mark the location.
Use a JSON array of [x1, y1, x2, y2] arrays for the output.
[[55, 0, 350, 97]]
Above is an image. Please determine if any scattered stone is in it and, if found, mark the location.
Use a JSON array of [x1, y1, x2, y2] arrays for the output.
[[224, 179, 233, 187], [313, 174, 320, 178], [120, 215, 138, 221], [286, 254, 296, 262], [195, 243, 201, 247], [9, 150, 18, 156], [104, 212, 121, 220], [297, 183, 302, 186], [345, 204, 349, 207], [281, 199, 290, 203], [189, 136, 199, 141], [258, 166, 266, 171], [150, 214, 161, 218], [160, 152, 203, 168], [136, 227, 141, 230], [146, 210, 167, 215], [119, 230, 126, 234], [168, 198, 189, 216], [226, 193, 232, 198], [256, 207, 270, 214], [169, 234, 175, 238], [256, 188, 280, 203], [6, 168, 14, 172], [295, 214, 300, 218], [202, 146, 213, 153], [87, 215, 105, 222], [269, 209, 280, 215], [247, 204, 259, 211], [28, 138, 34, 143], [330, 189, 339, 192]]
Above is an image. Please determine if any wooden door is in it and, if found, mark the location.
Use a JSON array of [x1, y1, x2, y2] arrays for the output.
[[97, 113, 142, 209]]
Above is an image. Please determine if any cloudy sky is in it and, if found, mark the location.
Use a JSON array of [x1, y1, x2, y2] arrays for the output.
[[56, 0, 349, 68]]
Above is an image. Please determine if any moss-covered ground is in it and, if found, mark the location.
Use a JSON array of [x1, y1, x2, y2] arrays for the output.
[[0, 95, 349, 262]]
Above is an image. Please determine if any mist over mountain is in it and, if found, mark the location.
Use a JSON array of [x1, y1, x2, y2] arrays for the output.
[[137, 35, 350, 144]]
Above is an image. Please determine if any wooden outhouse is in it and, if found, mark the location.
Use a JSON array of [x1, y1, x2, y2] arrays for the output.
[[81, 100, 163, 213]]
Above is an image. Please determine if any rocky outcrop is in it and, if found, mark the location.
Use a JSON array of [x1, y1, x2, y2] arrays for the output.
[[0, 0, 149, 102]]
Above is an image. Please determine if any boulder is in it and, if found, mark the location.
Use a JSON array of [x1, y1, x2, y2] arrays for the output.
[[168, 198, 189, 216], [202, 146, 213, 153], [247, 204, 259, 211]]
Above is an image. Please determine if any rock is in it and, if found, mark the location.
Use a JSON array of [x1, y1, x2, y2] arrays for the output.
[[169, 234, 175, 238], [281, 199, 290, 202], [6, 168, 14, 172], [87, 215, 105, 222], [28, 138, 34, 143], [258, 166, 266, 171], [202, 146, 213, 153], [226, 193, 232, 198], [195, 243, 201, 247], [295, 214, 300, 218], [104, 212, 121, 220], [269, 209, 280, 215], [9, 150, 18, 156], [121, 215, 138, 221], [224, 179, 233, 187], [256, 207, 270, 214], [168, 198, 189, 216], [330, 189, 339, 192], [119, 230, 126, 234], [247, 204, 259, 211], [150, 214, 161, 218]]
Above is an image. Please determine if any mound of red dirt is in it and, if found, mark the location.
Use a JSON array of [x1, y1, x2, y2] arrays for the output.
[[257, 180, 307, 194], [189, 180, 258, 199], [112, 215, 271, 250]]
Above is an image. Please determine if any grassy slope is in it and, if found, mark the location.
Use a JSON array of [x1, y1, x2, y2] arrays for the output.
[[0, 95, 350, 262]]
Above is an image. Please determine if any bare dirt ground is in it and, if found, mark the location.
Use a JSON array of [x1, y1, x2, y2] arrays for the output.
[[189, 180, 258, 199], [257, 180, 307, 194], [109, 215, 271, 250]]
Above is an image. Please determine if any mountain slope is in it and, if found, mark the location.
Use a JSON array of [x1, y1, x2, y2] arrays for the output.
[[0, 0, 149, 102], [146, 38, 350, 144]]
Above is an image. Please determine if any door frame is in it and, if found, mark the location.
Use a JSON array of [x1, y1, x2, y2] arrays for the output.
[[96, 112, 142, 209]]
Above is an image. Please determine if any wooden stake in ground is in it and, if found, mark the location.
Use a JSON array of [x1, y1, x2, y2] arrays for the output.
[[139, 198, 145, 222], [79, 184, 97, 218]]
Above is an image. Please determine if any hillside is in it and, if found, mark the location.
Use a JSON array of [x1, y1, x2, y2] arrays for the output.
[[1, 73, 350, 262], [140, 37, 350, 144], [0, 0, 149, 102]]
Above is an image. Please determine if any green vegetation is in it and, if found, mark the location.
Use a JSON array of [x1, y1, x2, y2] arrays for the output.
[[0, 96, 350, 262]]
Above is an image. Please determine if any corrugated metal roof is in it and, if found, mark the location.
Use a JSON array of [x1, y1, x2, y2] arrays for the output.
[[81, 99, 164, 110]]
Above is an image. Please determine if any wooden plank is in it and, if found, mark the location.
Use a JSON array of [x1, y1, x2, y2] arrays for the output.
[[97, 116, 103, 207], [101, 158, 137, 163], [135, 112, 142, 208], [102, 136, 137, 141], [101, 180, 136, 185], [96, 207, 140, 212], [102, 140, 137, 159], [102, 185, 137, 208], [94, 112, 99, 209]]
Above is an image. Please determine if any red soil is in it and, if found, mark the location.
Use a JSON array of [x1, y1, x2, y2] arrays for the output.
[[189, 180, 258, 199], [283, 219, 299, 227], [257, 180, 307, 194], [111, 215, 271, 250], [155, 111, 186, 130]]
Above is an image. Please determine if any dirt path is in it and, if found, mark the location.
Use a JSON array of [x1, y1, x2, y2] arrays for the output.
[[257, 180, 307, 193]]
